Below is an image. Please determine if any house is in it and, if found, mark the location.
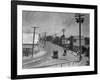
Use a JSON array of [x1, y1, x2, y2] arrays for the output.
[[73, 36, 85, 46], [22, 33, 40, 56]]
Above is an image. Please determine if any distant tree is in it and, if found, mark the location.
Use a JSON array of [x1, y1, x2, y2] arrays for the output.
[[81, 46, 87, 54], [46, 36, 53, 41], [53, 36, 60, 45]]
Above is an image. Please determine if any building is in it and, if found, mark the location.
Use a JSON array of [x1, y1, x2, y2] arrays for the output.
[[73, 36, 85, 46], [22, 33, 40, 56]]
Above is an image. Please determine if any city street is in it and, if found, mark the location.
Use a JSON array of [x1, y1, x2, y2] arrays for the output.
[[22, 41, 89, 69]]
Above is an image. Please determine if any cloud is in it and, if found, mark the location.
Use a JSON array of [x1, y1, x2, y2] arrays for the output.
[[23, 33, 39, 44], [22, 11, 89, 37]]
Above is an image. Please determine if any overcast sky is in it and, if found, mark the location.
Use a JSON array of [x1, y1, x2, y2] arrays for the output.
[[22, 11, 89, 38]]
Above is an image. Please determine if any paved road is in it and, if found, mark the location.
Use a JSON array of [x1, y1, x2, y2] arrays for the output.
[[23, 41, 88, 69]]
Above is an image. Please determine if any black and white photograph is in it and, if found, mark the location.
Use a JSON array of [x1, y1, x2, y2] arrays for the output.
[[11, 1, 97, 79], [22, 11, 90, 69]]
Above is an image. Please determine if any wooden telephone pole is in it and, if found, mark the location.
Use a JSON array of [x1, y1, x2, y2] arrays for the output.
[[75, 13, 84, 61], [32, 26, 38, 57], [62, 28, 66, 36], [44, 32, 46, 46]]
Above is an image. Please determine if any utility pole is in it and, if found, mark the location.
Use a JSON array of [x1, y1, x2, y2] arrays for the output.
[[61, 28, 66, 47], [32, 26, 38, 57], [75, 13, 84, 61], [44, 32, 46, 46], [62, 28, 65, 36]]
